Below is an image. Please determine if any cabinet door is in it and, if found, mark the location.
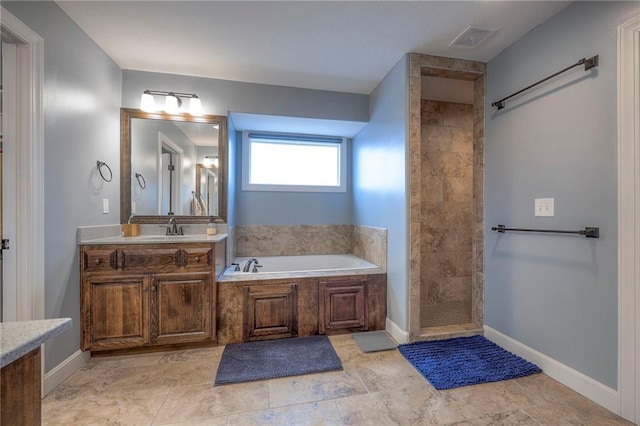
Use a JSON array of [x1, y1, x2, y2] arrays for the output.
[[319, 279, 368, 334], [244, 284, 298, 341], [82, 276, 149, 351], [150, 273, 213, 344]]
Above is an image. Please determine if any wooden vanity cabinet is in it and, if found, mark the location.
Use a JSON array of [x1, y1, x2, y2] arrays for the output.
[[80, 241, 224, 352]]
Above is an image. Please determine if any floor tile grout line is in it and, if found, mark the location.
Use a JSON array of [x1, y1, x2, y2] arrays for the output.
[[149, 386, 172, 426]]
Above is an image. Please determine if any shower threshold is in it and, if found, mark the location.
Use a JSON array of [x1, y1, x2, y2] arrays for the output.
[[418, 301, 482, 341]]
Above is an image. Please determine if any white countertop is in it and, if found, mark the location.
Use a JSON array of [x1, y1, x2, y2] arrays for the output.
[[1, 318, 72, 368], [80, 233, 228, 245]]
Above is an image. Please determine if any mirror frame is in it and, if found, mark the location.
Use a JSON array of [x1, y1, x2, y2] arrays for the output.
[[120, 108, 228, 224]]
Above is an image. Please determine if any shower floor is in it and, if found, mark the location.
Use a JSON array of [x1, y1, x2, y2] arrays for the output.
[[421, 301, 472, 328]]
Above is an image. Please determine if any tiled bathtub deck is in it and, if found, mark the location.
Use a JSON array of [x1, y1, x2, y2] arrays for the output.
[[43, 335, 630, 425]]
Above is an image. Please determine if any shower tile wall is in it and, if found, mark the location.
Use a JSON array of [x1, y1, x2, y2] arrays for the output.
[[420, 100, 473, 317]]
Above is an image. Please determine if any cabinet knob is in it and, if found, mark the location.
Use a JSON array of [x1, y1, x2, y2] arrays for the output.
[[94, 259, 101, 265], [194, 256, 200, 263]]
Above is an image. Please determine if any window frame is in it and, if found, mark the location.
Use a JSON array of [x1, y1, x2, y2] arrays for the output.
[[241, 131, 347, 193]]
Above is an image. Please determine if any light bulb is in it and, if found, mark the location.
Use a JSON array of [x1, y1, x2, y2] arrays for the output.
[[189, 96, 203, 116], [203, 157, 212, 167], [164, 94, 180, 114], [140, 92, 156, 112]]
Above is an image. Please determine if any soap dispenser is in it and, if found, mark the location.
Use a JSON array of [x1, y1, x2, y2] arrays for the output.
[[207, 220, 217, 236]]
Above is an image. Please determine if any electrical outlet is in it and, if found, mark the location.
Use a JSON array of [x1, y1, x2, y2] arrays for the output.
[[534, 198, 554, 217], [102, 198, 109, 214], [131, 201, 136, 214]]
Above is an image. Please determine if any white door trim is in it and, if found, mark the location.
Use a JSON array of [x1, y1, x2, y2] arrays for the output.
[[157, 131, 184, 215], [617, 14, 640, 424], [1, 7, 44, 323]]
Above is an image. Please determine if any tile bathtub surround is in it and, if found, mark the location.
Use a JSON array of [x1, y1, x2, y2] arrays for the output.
[[352, 225, 387, 271], [235, 225, 352, 257], [234, 225, 387, 269], [41, 335, 631, 425]]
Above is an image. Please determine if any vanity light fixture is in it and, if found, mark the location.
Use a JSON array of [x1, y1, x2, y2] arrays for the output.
[[203, 156, 219, 167], [140, 90, 203, 116]]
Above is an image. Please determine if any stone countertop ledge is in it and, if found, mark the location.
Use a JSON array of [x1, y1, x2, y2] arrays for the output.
[[1, 318, 72, 368], [80, 233, 228, 245]]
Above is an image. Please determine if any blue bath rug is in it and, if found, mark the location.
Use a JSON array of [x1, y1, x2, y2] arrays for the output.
[[398, 335, 541, 390], [214, 335, 343, 385]]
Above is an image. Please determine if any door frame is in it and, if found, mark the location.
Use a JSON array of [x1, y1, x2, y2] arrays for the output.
[[0, 8, 44, 322], [157, 131, 183, 215], [617, 14, 640, 423]]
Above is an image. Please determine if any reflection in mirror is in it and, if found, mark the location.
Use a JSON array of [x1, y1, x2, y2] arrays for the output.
[[121, 109, 227, 224], [196, 163, 219, 216]]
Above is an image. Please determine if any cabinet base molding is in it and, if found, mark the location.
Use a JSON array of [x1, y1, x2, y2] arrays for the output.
[[90, 340, 219, 358]]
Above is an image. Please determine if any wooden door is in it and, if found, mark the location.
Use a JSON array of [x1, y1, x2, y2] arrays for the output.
[[319, 279, 368, 334], [82, 276, 149, 350], [244, 284, 298, 341], [150, 273, 213, 344]]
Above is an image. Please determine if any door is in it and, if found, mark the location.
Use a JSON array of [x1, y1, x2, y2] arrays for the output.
[[82, 276, 149, 351], [319, 279, 368, 334], [0, 7, 45, 326], [150, 273, 213, 344], [1, 40, 17, 322], [157, 132, 183, 215], [243, 284, 298, 341], [618, 14, 640, 423]]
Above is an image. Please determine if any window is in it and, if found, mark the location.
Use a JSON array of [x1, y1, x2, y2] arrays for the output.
[[242, 131, 347, 192]]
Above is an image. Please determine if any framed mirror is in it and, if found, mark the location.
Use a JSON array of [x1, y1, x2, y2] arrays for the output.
[[120, 108, 227, 224]]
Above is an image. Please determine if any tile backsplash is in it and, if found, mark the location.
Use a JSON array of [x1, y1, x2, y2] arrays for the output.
[[233, 224, 387, 269]]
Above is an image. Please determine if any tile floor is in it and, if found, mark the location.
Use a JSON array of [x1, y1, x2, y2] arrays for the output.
[[43, 335, 632, 425]]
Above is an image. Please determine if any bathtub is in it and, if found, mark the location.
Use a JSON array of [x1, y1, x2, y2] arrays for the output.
[[219, 254, 381, 281]]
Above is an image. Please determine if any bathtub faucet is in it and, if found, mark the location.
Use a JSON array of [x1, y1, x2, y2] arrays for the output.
[[243, 258, 260, 272]]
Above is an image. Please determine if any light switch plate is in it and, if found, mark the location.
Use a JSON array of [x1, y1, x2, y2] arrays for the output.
[[535, 198, 554, 217], [102, 198, 109, 214]]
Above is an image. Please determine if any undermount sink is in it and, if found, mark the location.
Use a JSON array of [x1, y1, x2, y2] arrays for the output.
[[136, 235, 203, 240]]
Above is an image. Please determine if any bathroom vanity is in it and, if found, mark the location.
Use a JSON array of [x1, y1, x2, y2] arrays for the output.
[[79, 235, 226, 352]]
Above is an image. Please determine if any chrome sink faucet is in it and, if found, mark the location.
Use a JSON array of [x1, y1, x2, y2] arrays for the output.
[[242, 258, 260, 272], [162, 217, 183, 235]]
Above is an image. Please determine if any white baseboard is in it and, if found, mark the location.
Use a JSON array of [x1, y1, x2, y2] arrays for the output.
[[386, 317, 408, 344], [484, 326, 620, 414], [43, 349, 89, 396]]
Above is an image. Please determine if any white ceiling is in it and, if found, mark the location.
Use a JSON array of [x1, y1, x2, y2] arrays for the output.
[[56, 1, 571, 95]]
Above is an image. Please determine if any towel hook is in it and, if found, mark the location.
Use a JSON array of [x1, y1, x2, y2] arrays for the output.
[[135, 173, 146, 189], [96, 161, 112, 182]]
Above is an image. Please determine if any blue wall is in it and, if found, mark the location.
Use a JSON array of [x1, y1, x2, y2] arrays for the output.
[[122, 70, 366, 226], [4, 1, 122, 372], [485, 1, 639, 389], [353, 55, 410, 331]]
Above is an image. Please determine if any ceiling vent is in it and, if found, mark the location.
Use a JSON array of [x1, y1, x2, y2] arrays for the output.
[[448, 25, 497, 49]]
